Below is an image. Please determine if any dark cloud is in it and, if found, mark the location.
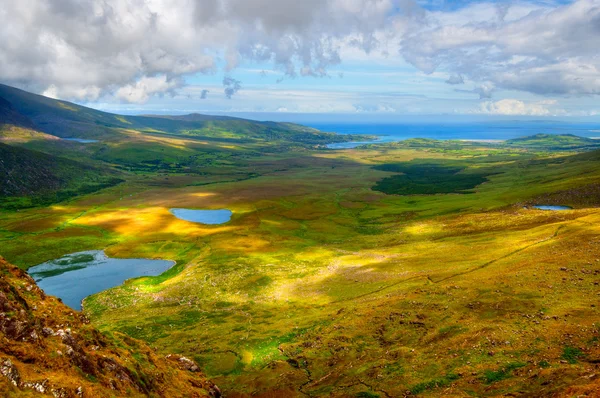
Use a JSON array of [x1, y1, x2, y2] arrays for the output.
[[223, 77, 241, 99], [200, 89, 209, 99], [445, 74, 464, 85]]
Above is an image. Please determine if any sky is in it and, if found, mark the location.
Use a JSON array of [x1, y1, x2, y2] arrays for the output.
[[1, 0, 599, 121]]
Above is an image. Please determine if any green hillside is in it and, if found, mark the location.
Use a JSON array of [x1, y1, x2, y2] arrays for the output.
[[0, 84, 369, 144], [505, 133, 600, 151]]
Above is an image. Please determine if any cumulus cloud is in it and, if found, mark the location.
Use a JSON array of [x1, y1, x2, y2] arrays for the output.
[[399, 0, 600, 97], [477, 99, 562, 116], [474, 83, 495, 99], [0, 0, 398, 102], [200, 89, 209, 99], [115, 75, 181, 103], [2, 0, 600, 105]]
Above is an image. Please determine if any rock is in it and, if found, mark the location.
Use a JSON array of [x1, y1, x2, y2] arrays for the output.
[[42, 327, 54, 337], [166, 354, 201, 372], [0, 358, 21, 387], [51, 388, 70, 398], [180, 356, 199, 372], [22, 379, 49, 393], [209, 385, 222, 398]]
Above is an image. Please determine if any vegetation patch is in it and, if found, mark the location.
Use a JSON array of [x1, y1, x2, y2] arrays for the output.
[[53, 253, 95, 265], [355, 392, 380, 398], [372, 161, 492, 195], [561, 346, 584, 364], [409, 373, 460, 394], [506, 134, 600, 151], [482, 362, 526, 384]]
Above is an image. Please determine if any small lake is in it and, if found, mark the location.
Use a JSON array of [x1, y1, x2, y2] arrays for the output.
[[63, 138, 99, 143], [326, 137, 387, 149], [28, 251, 175, 310], [170, 208, 232, 224], [533, 205, 572, 211]]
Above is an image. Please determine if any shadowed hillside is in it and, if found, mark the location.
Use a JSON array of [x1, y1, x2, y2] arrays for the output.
[[0, 96, 36, 130], [0, 143, 123, 209], [0, 257, 220, 397]]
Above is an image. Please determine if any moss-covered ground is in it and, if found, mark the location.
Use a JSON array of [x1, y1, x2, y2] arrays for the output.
[[2, 138, 599, 396]]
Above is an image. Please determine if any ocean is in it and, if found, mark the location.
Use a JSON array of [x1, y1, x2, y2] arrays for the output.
[[305, 121, 600, 149]]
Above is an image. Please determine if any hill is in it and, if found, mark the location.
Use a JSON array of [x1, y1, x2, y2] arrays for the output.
[[0, 96, 36, 130], [0, 84, 369, 144], [0, 257, 220, 397], [505, 133, 600, 151]]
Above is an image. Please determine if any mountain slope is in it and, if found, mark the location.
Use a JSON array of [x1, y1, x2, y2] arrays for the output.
[[0, 84, 367, 144], [0, 143, 122, 209], [0, 257, 220, 397], [0, 96, 36, 130]]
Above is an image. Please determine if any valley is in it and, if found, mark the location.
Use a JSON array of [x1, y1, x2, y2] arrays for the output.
[[1, 86, 599, 397]]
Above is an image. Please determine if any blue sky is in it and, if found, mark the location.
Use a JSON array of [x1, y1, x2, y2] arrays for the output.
[[2, 0, 599, 121]]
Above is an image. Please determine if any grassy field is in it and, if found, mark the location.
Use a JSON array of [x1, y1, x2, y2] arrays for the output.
[[2, 133, 600, 396]]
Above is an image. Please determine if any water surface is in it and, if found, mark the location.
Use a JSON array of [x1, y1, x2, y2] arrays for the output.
[[64, 138, 99, 143], [28, 250, 174, 310], [170, 208, 232, 224], [313, 121, 600, 148], [533, 205, 572, 211], [327, 138, 388, 149]]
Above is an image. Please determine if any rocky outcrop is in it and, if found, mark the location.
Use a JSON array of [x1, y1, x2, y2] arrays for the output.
[[0, 257, 220, 397]]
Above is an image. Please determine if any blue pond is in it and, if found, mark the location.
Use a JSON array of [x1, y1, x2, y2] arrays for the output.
[[64, 138, 99, 143], [533, 205, 572, 211], [327, 138, 387, 149], [170, 208, 232, 225], [28, 251, 175, 310]]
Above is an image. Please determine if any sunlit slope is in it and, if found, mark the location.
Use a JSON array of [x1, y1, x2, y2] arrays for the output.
[[506, 133, 600, 151], [80, 151, 598, 397]]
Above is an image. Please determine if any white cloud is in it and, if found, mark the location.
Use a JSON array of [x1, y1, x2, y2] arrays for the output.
[[3, 0, 600, 106], [115, 75, 181, 103], [477, 99, 562, 116], [400, 0, 600, 96], [0, 0, 398, 102]]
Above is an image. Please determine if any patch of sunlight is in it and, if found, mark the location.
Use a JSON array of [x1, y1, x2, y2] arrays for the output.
[[49, 205, 71, 211], [57, 101, 78, 111], [77, 207, 236, 237], [114, 116, 132, 125], [241, 350, 253, 365], [261, 219, 282, 226], [404, 221, 443, 237], [190, 192, 218, 198], [294, 247, 337, 262]]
